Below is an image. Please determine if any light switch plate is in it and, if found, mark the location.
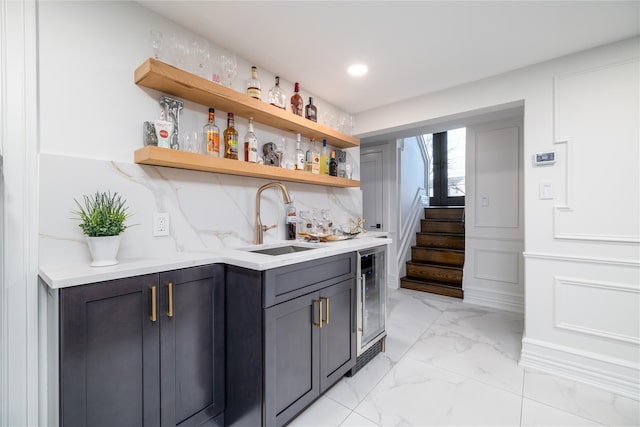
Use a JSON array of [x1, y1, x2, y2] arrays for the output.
[[539, 183, 554, 200]]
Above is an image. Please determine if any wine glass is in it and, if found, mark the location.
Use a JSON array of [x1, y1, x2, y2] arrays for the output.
[[169, 33, 188, 69], [192, 38, 210, 78], [219, 51, 237, 87], [149, 29, 162, 59]]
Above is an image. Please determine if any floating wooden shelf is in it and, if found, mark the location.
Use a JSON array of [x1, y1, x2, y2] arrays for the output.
[[134, 146, 360, 188], [134, 58, 360, 149]]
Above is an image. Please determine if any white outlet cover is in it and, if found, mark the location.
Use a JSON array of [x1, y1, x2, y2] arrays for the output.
[[153, 212, 170, 236]]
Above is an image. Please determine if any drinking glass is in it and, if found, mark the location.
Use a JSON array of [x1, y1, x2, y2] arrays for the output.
[[169, 33, 188, 69], [149, 29, 162, 59], [192, 38, 210, 78], [219, 51, 237, 87]]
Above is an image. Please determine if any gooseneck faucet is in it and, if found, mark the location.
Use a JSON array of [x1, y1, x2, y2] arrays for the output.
[[255, 182, 292, 244]]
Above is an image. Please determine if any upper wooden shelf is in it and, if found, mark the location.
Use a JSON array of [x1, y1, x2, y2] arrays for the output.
[[135, 146, 360, 188], [134, 58, 360, 149]]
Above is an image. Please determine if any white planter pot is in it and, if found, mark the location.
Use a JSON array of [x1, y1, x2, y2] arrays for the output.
[[86, 235, 122, 267]]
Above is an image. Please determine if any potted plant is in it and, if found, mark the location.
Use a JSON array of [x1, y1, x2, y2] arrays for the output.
[[73, 191, 132, 267]]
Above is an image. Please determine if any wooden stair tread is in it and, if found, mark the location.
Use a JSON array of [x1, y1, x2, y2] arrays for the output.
[[406, 261, 462, 270], [412, 246, 464, 253], [400, 276, 463, 299]]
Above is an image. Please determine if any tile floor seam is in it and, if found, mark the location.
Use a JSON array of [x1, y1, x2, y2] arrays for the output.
[[521, 396, 610, 427]]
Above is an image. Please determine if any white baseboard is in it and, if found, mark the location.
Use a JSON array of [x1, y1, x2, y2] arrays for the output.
[[520, 337, 640, 399], [463, 286, 524, 313]]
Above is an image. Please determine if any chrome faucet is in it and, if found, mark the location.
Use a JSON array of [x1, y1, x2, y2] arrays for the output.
[[255, 182, 292, 244]]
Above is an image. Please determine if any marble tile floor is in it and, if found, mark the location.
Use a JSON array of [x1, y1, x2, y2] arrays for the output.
[[289, 288, 640, 427]]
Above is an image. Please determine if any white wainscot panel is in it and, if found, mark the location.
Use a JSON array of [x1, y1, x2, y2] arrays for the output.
[[474, 126, 519, 228], [474, 249, 519, 284], [554, 277, 640, 345], [553, 59, 640, 243]]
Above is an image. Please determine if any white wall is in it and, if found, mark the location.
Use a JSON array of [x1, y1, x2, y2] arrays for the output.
[[355, 38, 640, 398], [464, 115, 524, 312]]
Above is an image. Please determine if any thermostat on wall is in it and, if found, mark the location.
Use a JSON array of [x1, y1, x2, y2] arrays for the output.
[[533, 151, 556, 166]]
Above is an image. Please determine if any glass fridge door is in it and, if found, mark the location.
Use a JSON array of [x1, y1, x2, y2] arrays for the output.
[[360, 247, 386, 350]]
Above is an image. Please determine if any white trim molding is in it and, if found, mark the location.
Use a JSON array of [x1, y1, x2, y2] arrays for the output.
[[1, 0, 40, 425], [520, 337, 640, 399], [463, 286, 524, 313]]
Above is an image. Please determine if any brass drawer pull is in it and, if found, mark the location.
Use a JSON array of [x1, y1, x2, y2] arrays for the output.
[[150, 285, 157, 322], [320, 297, 329, 325], [167, 282, 174, 318]]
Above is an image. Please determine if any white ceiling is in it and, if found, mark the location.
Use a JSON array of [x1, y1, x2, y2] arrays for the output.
[[139, 1, 639, 114]]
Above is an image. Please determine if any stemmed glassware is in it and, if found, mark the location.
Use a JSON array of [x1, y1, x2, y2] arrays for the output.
[[169, 33, 188, 69], [219, 51, 237, 87], [149, 29, 162, 59], [191, 38, 210, 78]]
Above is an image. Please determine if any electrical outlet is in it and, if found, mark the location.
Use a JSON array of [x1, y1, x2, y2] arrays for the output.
[[153, 213, 170, 237]]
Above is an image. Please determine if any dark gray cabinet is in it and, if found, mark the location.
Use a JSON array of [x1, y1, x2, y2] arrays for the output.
[[60, 264, 224, 427], [226, 253, 357, 427]]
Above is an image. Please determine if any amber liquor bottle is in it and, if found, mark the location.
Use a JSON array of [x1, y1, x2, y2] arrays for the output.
[[224, 113, 238, 160], [203, 108, 220, 157], [290, 82, 303, 116], [246, 66, 262, 100]]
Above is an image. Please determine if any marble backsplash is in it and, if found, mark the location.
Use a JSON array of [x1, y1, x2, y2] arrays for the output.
[[39, 153, 362, 267]]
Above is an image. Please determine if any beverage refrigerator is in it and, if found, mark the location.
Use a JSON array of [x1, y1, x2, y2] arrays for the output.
[[348, 245, 387, 376]]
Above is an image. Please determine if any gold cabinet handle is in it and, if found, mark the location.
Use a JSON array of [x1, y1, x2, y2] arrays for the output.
[[313, 299, 323, 328], [167, 282, 174, 318], [150, 285, 157, 322], [320, 296, 329, 325]]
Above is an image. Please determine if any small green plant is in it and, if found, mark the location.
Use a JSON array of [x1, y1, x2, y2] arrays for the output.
[[73, 191, 131, 237]]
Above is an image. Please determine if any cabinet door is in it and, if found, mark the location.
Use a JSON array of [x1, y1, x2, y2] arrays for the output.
[[264, 291, 321, 427], [159, 264, 225, 427], [320, 278, 357, 391], [60, 274, 160, 427]]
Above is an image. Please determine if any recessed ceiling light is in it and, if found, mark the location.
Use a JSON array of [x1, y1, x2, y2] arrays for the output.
[[347, 64, 368, 77]]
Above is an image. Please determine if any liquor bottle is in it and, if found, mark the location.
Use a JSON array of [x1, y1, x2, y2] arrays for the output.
[[329, 150, 338, 176], [304, 137, 315, 172], [269, 76, 286, 109], [319, 138, 329, 175], [203, 107, 220, 157], [246, 66, 261, 100], [290, 82, 303, 116], [311, 139, 320, 174], [295, 133, 305, 171], [286, 201, 297, 240], [244, 117, 258, 163], [305, 97, 317, 122], [224, 112, 238, 160]]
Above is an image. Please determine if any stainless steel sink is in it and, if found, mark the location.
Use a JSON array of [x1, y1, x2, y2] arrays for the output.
[[249, 245, 317, 256]]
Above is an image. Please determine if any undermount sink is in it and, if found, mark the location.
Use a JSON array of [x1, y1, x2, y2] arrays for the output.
[[249, 245, 317, 256]]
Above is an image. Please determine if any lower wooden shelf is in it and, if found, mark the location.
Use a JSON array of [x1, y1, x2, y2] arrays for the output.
[[134, 146, 360, 188]]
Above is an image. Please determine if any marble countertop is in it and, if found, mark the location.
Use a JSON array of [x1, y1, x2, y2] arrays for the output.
[[39, 233, 391, 289]]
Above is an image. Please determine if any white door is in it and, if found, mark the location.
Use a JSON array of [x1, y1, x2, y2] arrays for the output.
[[361, 150, 384, 231]]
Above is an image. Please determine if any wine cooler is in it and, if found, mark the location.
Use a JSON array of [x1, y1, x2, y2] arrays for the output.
[[348, 245, 387, 376]]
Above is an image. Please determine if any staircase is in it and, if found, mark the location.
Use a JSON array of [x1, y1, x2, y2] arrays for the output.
[[400, 207, 465, 298]]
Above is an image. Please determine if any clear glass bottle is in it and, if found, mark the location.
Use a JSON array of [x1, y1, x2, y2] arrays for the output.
[[269, 76, 286, 109], [304, 137, 315, 172], [290, 82, 303, 116], [319, 138, 329, 175], [203, 107, 220, 157], [329, 150, 338, 177], [305, 96, 317, 122], [311, 139, 320, 174], [286, 201, 297, 240], [246, 66, 261, 100], [295, 133, 305, 171], [224, 112, 238, 160], [244, 117, 258, 163]]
